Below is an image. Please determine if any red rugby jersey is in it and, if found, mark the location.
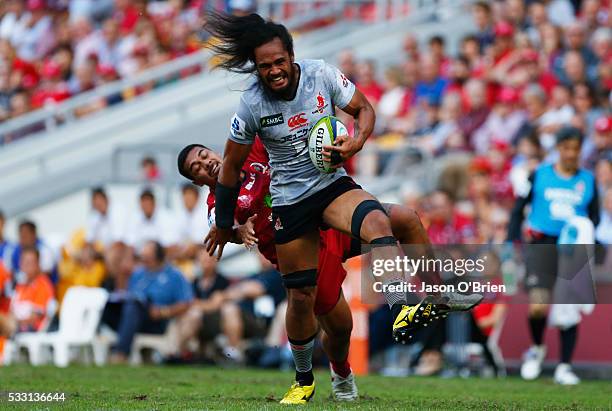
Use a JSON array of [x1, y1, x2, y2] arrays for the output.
[[206, 137, 276, 265]]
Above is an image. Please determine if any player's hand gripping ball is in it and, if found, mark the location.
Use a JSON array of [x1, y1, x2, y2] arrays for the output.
[[308, 116, 350, 173]]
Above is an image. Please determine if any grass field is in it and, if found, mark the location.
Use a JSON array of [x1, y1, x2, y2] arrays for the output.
[[1, 366, 611, 410]]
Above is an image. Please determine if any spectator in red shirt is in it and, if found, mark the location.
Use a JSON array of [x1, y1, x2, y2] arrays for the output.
[[30, 60, 71, 109], [355, 59, 383, 105], [395, 59, 418, 117], [112, 0, 146, 35], [458, 79, 490, 149], [491, 21, 516, 66], [141, 156, 161, 182], [493, 49, 558, 98], [446, 56, 471, 110], [425, 190, 478, 244], [487, 140, 515, 207], [428, 35, 451, 77], [470, 250, 508, 376]]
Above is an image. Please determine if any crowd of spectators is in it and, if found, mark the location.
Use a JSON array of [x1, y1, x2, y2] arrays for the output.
[[0, 182, 290, 366], [0, 0, 262, 143], [339, 0, 610, 247], [349, 0, 610, 376]]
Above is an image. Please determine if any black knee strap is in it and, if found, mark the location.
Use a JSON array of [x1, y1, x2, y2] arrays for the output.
[[370, 236, 397, 245], [282, 269, 317, 289], [351, 199, 387, 240]]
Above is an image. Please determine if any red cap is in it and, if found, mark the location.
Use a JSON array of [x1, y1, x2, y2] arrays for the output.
[[27, 0, 46, 11], [12, 58, 39, 89], [494, 21, 514, 37], [594, 116, 612, 133], [471, 156, 493, 174], [42, 60, 61, 79], [498, 87, 519, 104]]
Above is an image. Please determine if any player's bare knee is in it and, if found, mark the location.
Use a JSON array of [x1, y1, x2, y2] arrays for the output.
[[350, 199, 394, 242], [287, 287, 316, 313], [361, 210, 393, 242]]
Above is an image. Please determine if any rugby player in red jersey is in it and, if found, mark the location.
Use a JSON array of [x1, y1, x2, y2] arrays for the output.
[[178, 138, 480, 401]]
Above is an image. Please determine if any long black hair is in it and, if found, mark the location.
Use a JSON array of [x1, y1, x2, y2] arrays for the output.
[[203, 12, 294, 74]]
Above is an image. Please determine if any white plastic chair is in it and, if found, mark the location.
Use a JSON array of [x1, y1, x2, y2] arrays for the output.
[[129, 320, 179, 365], [3, 298, 58, 366], [13, 287, 108, 367]]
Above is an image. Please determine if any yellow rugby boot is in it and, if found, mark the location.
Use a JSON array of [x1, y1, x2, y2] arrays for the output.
[[279, 382, 315, 405]]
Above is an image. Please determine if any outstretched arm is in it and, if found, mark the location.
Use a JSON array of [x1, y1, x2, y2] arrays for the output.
[[211, 140, 252, 259]]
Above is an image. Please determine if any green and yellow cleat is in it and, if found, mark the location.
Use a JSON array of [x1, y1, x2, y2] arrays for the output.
[[279, 382, 316, 405], [392, 295, 445, 344]]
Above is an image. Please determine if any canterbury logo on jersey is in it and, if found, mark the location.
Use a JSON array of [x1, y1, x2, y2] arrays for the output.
[[288, 113, 308, 130], [260, 113, 284, 128]]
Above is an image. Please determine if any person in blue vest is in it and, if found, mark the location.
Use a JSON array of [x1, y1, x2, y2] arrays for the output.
[[508, 126, 600, 385]]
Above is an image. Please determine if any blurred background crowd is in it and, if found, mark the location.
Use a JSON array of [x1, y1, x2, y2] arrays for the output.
[[0, 0, 261, 141], [0, 0, 610, 377]]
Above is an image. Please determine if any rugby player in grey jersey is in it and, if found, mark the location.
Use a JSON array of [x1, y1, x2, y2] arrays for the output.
[[202, 12, 481, 404]]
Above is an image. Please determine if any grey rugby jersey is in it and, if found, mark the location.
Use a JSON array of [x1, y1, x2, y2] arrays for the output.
[[228, 59, 356, 206]]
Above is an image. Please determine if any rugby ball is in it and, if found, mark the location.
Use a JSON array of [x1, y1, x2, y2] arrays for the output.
[[308, 116, 349, 173]]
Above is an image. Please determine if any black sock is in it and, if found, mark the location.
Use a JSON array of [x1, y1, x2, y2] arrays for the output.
[[529, 316, 547, 346], [295, 370, 314, 386], [560, 325, 578, 364]]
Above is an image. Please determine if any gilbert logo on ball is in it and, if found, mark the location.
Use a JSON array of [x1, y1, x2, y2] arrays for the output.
[[308, 116, 349, 173]]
